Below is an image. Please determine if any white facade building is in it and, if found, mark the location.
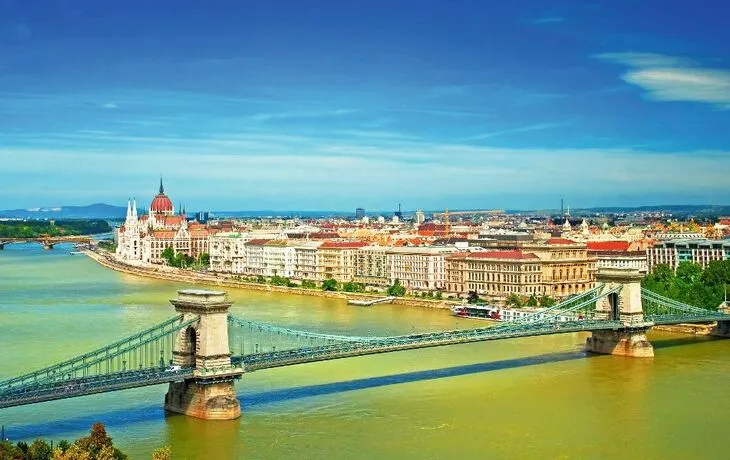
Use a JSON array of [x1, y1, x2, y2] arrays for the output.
[[387, 247, 457, 291]]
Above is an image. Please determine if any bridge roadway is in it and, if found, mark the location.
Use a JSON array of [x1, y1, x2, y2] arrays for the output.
[[0, 368, 193, 409]]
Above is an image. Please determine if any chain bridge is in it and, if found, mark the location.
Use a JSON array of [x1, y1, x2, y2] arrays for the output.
[[1, 268, 729, 419]]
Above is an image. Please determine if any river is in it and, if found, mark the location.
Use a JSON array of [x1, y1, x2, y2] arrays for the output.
[[1, 244, 729, 459]]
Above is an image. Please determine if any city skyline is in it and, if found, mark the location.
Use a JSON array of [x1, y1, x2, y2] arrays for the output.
[[2, 0, 729, 210]]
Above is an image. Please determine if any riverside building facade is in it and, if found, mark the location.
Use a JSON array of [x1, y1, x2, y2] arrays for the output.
[[647, 238, 730, 271], [116, 180, 212, 265]]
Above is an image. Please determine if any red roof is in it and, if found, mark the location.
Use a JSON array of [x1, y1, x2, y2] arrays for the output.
[[152, 231, 175, 239], [587, 241, 630, 252], [319, 241, 368, 249], [150, 193, 174, 213], [546, 238, 578, 245], [450, 250, 539, 260], [161, 216, 183, 225], [245, 239, 271, 246], [309, 232, 340, 239]]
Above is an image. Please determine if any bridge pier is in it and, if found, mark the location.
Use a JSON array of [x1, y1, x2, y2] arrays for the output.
[[586, 268, 654, 358], [164, 290, 242, 420], [712, 321, 730, 337], [43, 243, 54, 250]]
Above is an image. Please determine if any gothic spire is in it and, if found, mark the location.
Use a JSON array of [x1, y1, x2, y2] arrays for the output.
[[159, 176, 164, 194]]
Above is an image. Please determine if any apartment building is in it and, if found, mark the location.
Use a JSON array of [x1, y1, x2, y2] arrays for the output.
[[647, 238, 730, 271], [445, 250, 544, 299], [587, 241, 648, 273], [387, 247, 457, 291], [293, 241, 323, 281], [318, 241, 367, 282], [354, 246, 390, 286], [262, 240, 295, 277]]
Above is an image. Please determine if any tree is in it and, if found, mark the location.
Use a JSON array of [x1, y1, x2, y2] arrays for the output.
[[676, 262, 702, 285], [301, 279, 317, 289], [342, 282, 364, 293], [322, 278, 339, 291], [197, 252, 210, 266], [434, 291, 443, 300], [539, 295, 556, 307], [702, 260, 730, 286], [506, 293, 523, 307], [526, 295, 538, 307], [0, 440, 22, 460], [29, 439, 53, 460], [644, 264, 675, 291], [387, 279, 406, 297], [56, 441, 71, 453], [270, 276, 291, 287], [152, 447, 171, 460], [53, 444, 91, 460], [466, 291, 481, 304], [161, 246, 175, 266]]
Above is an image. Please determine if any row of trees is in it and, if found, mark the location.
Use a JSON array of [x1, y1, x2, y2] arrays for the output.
[[160, 247, 209, 269], [0, 220, 111, 238], [229, 275, 422, 298], [642, 260, 730, 310], [0, 423, 171, 460]]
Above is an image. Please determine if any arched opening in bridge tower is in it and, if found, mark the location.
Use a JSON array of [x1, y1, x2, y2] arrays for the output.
[[608, 292, 620, 320], [180, 326, 197, 367]]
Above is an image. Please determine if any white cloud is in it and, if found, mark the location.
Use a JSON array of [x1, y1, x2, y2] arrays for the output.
[[2, 139, 728, 209], [623, 68, 730, 106], [595, 52, 694, 68], [101, 102, 118, 109], [466, 122, 568, 140], [250, 109, 356, 122], [596, 52, 730, 108]]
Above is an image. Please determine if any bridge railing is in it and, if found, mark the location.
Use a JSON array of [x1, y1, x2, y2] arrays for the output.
[[237, 318, 629, 370], [0, 315, 198, 394]]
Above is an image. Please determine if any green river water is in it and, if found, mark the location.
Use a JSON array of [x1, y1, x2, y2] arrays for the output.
[[1, 244, 729, 459]]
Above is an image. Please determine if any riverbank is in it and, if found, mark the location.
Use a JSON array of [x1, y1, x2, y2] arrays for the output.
[[82, 248, 453, 309]]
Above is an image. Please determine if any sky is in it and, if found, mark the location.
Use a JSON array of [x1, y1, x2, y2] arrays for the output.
[[1, 0, 729, 211]]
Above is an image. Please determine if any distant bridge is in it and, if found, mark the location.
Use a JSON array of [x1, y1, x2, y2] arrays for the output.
[[1, 268, 729, 420], [0, 236, 93, 250]]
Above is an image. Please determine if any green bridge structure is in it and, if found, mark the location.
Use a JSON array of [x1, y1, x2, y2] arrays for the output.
[[2, 268, 729, 419]]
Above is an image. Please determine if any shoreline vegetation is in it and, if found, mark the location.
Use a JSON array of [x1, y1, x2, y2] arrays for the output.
[[0, 422, 171, 460], [0, 220, 112, 239], [82, 248, 453, 309]]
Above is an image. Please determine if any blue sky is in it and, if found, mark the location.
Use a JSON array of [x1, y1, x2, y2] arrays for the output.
[[1, 0, 729, 211]]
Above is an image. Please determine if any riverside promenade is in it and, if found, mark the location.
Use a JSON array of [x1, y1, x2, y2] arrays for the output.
[[83, 248, 452, 309]]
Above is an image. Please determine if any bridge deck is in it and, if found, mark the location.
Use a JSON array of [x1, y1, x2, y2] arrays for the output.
[[0, 368, 193, 409], [235, 320, 631, 372]]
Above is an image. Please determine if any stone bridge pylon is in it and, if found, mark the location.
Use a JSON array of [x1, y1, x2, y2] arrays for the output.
[[164, 290, 243, 420], [586, 268, 654, 358]]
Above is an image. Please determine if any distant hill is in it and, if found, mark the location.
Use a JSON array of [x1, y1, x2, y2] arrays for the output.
[[0, 203, 126, 219]]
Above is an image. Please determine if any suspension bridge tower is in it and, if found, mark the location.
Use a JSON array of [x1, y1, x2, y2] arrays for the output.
[[586, 268, 655, 358], [164, 289, 242, 420]]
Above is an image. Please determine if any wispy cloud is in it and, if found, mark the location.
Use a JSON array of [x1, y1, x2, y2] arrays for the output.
[[466, 122, 568, 140], [596, 52, 730, 108], [249, 109, 357, 122], [101, 102, 119, 109]]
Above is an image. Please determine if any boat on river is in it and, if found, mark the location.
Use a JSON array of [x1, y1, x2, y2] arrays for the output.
[[450, 304, 579, 322]]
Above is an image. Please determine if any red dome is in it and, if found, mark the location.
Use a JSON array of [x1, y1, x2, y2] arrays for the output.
[[151, 193, 173, 213]]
